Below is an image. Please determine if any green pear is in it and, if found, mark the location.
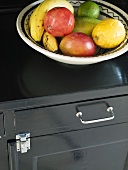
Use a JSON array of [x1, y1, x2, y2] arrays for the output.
[[73, 17, 101, 37]]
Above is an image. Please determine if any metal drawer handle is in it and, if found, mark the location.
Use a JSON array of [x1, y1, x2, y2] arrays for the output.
[[76, 106, 114, 124]]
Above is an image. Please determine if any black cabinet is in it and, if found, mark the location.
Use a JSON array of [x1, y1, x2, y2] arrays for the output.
[[2, 94, 127, 170], [0, 0, 128, 169], [0, 61, 128, 170]]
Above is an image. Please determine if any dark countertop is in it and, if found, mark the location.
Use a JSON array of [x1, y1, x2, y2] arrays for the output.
[[0, 4, 128, 103]]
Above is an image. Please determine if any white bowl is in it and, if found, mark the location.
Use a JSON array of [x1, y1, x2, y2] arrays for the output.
[[16, 0, 128, 65]]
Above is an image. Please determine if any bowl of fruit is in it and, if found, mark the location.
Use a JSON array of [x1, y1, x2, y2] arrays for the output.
[[16, 0, 128, 65]]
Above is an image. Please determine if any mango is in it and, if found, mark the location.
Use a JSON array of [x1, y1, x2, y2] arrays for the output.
[[73, 17, 101, 37], [59, 32, 96, 57]]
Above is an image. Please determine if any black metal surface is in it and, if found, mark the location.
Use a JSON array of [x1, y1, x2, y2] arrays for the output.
[[0, 2, 127, 103], [0, 0, 35, 10], [106, 0, 127, 13], [0, 11, 128, 102]]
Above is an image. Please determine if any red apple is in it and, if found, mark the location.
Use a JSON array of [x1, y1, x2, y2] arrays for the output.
[[59, 32, 96, 57], [44, 7, 75, 37]]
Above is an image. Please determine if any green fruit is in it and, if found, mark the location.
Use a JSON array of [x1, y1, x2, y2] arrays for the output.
[[73, 17, 101, 36], [77, 1, 100, 18]]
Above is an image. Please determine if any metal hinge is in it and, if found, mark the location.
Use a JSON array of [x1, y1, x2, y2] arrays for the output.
[[16, 133, 30, 153]]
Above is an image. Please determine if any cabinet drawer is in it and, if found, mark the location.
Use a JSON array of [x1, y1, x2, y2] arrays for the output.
[[15, 95, 128, 136]]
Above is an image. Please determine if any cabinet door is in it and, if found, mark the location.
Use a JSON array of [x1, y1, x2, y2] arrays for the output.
[[8, 122, 128, 170]]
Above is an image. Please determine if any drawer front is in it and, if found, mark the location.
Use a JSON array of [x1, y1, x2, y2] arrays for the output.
[[15, 95, 128, 136], [9, 123, 128, 170]]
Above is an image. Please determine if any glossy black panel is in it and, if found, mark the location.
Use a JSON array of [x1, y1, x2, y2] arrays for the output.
[[0, 3, 128, 102], [0, 0, 35, 9], [106, 0, 127, 12]]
